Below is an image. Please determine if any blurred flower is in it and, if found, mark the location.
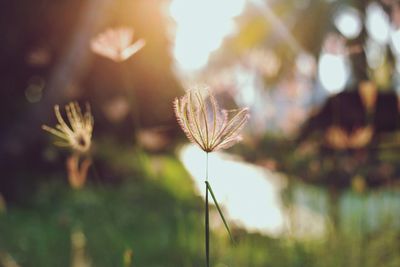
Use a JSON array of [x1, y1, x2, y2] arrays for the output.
[[71, 229, 91, 267], [66, 154, 92, 189], [136, 128, 170, 152], [359, 81, 377, 113], [0, 253, 20, 267], [91, 27, 146, 62], [174, 87, 249, 152], [351, 175, 366, 193], [0, 194, 5, 214], [325, 125, 373, 150], [123, 249, 133, 267], [349, 126, 374, 149], [325, 126, 348, 150], [42, 102, 93, 154], [102, 97, 130, 123]]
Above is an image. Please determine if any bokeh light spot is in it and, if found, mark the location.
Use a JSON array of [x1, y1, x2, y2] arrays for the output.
[[334, 6, 362, 39], [318, 53, 349, 94]]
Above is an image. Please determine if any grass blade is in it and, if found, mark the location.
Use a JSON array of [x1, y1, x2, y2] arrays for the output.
[[205, 181, 235, 244]]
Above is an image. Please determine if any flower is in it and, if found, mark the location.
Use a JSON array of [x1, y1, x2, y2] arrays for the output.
[[90, 27, 146, 62], [325, 125, 373, 150], [42, 102, 94, 154], [174, 87, 249, 152]]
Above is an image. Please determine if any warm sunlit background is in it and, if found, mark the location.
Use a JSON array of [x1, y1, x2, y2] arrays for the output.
[[1, 0, 400, 266]]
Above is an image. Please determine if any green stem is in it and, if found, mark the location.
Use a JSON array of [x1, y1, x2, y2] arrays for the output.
[[205, 152, 210, 267], [206, 181, 235, 244], [205, 182, 210, 267]]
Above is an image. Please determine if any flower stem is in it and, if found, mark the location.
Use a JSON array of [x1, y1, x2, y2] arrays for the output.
[[205, 152, 210, 267]]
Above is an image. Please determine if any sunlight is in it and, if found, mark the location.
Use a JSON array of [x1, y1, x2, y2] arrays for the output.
[[168, 0, 247, 72], [391, 29, 400, 55], [318, 53, 349, 94], [366, 2, 390, 44], [365, 38, 386, 69], [334, 6, 362, 39]]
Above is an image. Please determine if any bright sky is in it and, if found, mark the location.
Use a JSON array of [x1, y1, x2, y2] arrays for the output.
[[168, 0, 247, 72]]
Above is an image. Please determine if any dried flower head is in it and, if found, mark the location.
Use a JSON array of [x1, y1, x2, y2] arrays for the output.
[[42, 102, 94, 154], [325, 125, 373, 150], [174, 87, 249, 152], [91, 27, 146, 62]]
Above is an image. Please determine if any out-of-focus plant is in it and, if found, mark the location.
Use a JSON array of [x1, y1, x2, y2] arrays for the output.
[[70, 229, 91, 267], [324, 125, 373, 150], [91, 27, 146, 63], [123, 248, 133, 267], [42, 102, 94, 189], [91, 26, 147, 139], [0, 252, 21, 267], [174, 86, 249, 267], [0, 193, 5, 214]]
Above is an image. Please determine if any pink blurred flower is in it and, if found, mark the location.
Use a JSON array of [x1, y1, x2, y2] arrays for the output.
[[91, 27, 146, 62]]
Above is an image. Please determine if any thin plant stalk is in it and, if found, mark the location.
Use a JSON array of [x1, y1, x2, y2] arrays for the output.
[[174, 88, 247, 265], [205, 152, 210, 267]]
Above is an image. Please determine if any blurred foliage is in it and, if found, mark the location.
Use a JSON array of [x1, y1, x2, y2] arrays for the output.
[[1, 150, 400, 267], [240, 129, 400, 191], [1, 0, 400, 265], [0, 0, 182, 201]]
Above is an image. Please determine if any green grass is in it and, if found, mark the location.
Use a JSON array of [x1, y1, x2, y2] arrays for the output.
[[1, 148, 400, 267]]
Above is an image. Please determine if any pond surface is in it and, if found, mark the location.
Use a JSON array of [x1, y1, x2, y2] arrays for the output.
[[179, 145, 326, 238]]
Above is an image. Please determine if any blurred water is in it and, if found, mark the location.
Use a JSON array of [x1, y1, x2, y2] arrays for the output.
[[180, 144, 400, 238], [179, 144, 326, 238]]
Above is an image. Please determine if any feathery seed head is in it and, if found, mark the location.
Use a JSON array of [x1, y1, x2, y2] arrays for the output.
[[174, 87, 249, 152], [42, 102, 94, 154]]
